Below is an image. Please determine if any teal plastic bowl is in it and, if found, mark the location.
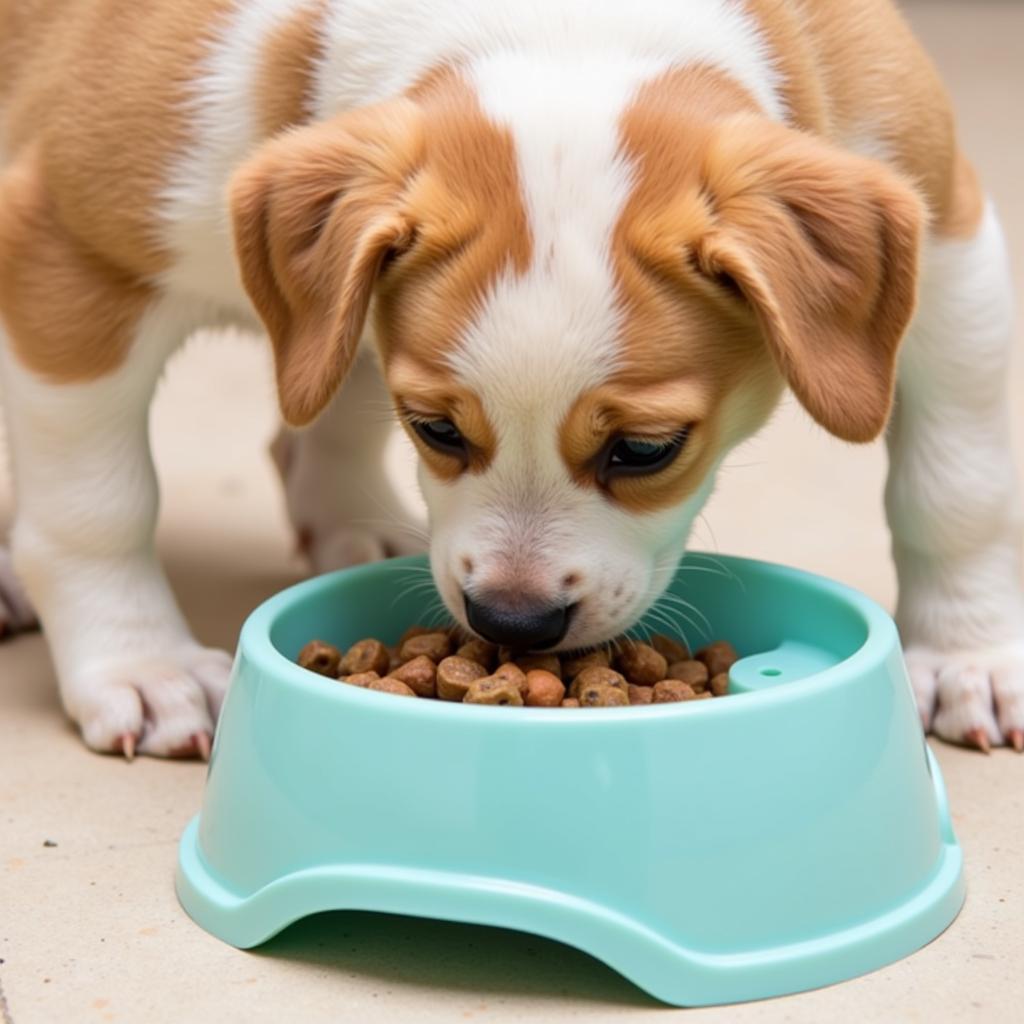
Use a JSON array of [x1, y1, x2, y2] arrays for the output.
[[176, 554, 964, 1006]]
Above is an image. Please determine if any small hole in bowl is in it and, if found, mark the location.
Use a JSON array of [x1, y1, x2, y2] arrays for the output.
[[760, 667, 782, 678]]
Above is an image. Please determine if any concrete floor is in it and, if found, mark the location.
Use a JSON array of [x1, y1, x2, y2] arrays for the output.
[[2, 2, 1023, 1021]]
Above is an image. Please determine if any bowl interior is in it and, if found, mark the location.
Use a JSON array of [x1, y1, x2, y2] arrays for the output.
[[265, 553, 876, 691]]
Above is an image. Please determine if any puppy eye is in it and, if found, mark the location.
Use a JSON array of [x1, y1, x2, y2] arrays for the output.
[[601, 428, 691, 481], [413, 417, 467, 456]]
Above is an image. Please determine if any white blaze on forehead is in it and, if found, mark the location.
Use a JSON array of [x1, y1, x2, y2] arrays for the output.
[[446, 54, 652, 450]]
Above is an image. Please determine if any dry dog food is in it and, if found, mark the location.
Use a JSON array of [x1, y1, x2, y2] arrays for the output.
[[295, 632, 741, 708]]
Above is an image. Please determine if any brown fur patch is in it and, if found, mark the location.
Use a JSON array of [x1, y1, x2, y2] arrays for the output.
[[256, 0, 328, 139], [0, 149, 153, 381], [587, 67, 782, 513], [3, 0, 237, 278]]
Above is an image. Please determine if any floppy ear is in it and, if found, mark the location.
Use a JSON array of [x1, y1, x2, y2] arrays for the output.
[[230, 102, 421, 426], [695, 118, 925, 442]]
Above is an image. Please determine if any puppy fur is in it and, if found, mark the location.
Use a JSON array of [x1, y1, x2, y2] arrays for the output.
[[0, 0, 1021, 756]]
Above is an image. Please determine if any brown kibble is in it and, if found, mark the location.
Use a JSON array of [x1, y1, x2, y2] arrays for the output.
[[667, 659, 709, 688], [455, 638, 498, 671], [524, 670, 566, 707], [340, 638, 391, 677], [693, 690, 713, 700], [561, 648, 610, 679], [464, 676, 524, 706], [615, 643, 668, 686], [696, 641, 740, 678], [578, 681, 629, 707], [368, 676, 417, 697], [399, 624, 435, 646], [710, 673, 729, 697], [391, 655, 438, 698], [297, 640, 342, 678], [436, 656, 489, 701], [494, 661, 528, 697], [341, 671, 380, 687], [514, 653, 562, 677], [651, 634, 690, 664], [652, 679, 697, 703], [570, 665, 628, 700], [561, 698, 581, 707], [628, 683, 654, 705], [399, 631, 454, 665]]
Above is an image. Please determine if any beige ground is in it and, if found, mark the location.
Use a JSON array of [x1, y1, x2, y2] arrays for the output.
[[2, 2, 1023, 1021]]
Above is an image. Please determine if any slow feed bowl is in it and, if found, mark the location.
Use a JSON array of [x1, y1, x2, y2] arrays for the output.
[[176, 554, 963, 1006]]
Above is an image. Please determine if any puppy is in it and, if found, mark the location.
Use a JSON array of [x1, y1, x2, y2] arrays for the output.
[[0, 0, 1021, 757]]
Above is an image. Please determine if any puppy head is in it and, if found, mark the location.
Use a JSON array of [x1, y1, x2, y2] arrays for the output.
[[231, 64, 923, 651]]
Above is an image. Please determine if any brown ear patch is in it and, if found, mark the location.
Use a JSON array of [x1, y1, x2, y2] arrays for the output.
[[229, 101, 423, 426], [700, 116, 925, 442]]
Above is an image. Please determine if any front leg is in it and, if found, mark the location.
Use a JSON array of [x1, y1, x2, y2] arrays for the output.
[[886, 201, 1024, 751], [272, 346, 426, 573], [0, 299, 231, 758]]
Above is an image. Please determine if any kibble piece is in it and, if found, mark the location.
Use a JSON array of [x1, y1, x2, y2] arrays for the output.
[[297, 640, 343, 678], [615, 643, 668, 686], [578, 681, 629, 707], [561, 649, 610, 679], [368, 676, 417, 697], [494, 661, 529, 697], [628, 683, 654, 705], [399, 631, 454, 665], [391, 655, 438, 698], [341, 671, 380, 687], [570, 665, 628, 700], [464, 676, 524, 706], [455, 639, 498, 672], [436, 656, 489, 701], [667, 659, 709, 689], [399, 624, 436, 646], [696, 641, 740, 678], [710, 673, 729, 697], [340, 638, 391, 677], [524, 670, 566, 707], [651, 634, 690, 664], [652, 679, 698, 703], [693, 690, 713, 700], [515, 653, 562, 677], [561, 698, 581, 707]]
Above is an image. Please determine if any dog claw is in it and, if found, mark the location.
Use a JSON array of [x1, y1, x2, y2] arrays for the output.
[[963, 727, 991, 754], [194, 731, 212, 762], [120, 733, 137, 762], [1008, 729, 1024, 754]]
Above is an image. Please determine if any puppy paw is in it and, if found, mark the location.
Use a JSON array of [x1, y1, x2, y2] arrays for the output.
[[904, 644, 1024, 753], [0, 545, 38, 638], [65, 644, 233, 759], [299, 523, 426, 574]]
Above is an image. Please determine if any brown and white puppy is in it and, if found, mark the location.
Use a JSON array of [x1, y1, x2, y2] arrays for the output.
[[0, 0, 1020, 757]]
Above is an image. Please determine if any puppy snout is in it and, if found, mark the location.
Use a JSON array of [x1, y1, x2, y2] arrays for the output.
[[463, 589, 575, 650]]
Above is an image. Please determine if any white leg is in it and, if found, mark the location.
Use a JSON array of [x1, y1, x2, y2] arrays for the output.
[[271, 345, 426, 572], [0, 299, 231, 757], [886, 202, 1024, 751]]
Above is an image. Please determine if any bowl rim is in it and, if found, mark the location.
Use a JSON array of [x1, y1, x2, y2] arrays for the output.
[[236, 552, 900, 724]]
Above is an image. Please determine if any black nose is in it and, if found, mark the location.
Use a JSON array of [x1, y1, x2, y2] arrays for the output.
[[464, 592, 573, 650]]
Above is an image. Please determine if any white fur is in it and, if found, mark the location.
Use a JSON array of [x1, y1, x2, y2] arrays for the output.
[[0, 299, 231, 754], [313, 0, 786, 120], [886, 202, 1024, 745]]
